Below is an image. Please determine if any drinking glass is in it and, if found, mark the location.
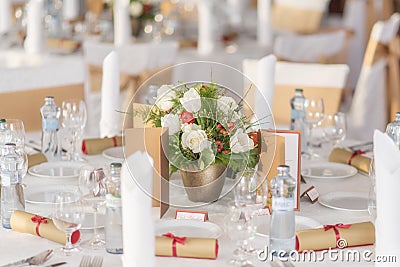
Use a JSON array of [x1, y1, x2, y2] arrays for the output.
[[303, 98, 325, 158], [6, 119, 28, 178], [78, 165, 108, 249], [368, 157, 377, 221], [52, 192, 84, 255], [61, 100, 87, 161], [323, 112, 347, 148]]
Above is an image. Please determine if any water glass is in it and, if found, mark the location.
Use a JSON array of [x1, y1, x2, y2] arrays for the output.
[[6, 119, 28, 177], [52, 192, 84, 255], [61, 100, 87, 161], [323, 112, 347, 148], [224, 204, 257, 267], [79, 165, 108, 249]]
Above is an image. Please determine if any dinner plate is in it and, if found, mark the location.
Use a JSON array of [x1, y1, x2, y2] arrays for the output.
[[102, 147, 124, 161], [318, 191, 368, 212], [155, 219, 223, 239], [301, 162, 358, 179], [256, 216, 322, 237], [28, 161, 84, 179], [25, 185, 80, 205]]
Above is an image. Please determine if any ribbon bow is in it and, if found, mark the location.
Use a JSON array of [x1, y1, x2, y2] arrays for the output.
[[348, 150, 365, 165], [163, 232, 186, 257], [31, 215, 48, 237], [324, 223, 352, 246]]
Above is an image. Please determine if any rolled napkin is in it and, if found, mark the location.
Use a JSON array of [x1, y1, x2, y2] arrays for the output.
[[328, 148, 372, 173], [47, 38, 81, 53], [24, 0, 44, 54], [28, 153, 47, 168], [0, 0, 12, 34], [81, 136, 122, 155], [374, 130, 400, 263], [296, 222, 375, 252], [197, 0, 215, 55], [113, 0, 132, 46], [100, 51, 121, 138], [10, 210, 80, 245], [257, 0, 272, 47], [156, 234, 218, 259], [121, 151, 155, 267]]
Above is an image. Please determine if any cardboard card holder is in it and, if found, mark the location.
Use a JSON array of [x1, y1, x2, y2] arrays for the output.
[[124, 127, 169, 218]]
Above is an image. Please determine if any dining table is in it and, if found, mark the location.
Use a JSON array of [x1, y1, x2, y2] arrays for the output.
[[0, 131, 376, 267]]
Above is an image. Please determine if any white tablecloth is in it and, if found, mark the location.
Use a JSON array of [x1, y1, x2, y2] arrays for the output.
[[0, 136, 376, 267]]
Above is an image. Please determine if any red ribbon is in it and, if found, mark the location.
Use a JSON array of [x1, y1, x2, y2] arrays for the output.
[[31, 215, 48, 237], [324, 223, 352, 245], [112, 137, 118, 147], [163, 232, 186, 257], [348, 150, 365, 165]]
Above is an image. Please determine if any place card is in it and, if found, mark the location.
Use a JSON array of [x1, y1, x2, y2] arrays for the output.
[[300, 184, 320, 203], [175, 210, 208, 222], [252, 208, 271, 216]]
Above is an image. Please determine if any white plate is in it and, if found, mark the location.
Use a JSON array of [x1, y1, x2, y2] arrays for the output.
[[256, 216, 322, 237], [155, 219, 222, 239], [318, 191, 368, 211], [28, 161, 84, 179], [301, 162, 358, 179], [102, 147, 124, 161], [81, 213, 105, 230], [25, 185, 80, 205]]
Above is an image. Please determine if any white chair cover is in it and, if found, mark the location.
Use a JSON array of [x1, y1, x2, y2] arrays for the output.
[[273, 30, 347, 63]]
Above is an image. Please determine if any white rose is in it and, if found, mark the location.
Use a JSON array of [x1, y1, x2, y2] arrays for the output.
[[155, 85, 176, 111], [129, 1, 143, 17], [161, 113, 181, 135], [180, 88, 201, 113], [181, 123, 201, 133], [218, 96, 238, 113], [230, 129, 254, 153], [181, 129, 208, 153]]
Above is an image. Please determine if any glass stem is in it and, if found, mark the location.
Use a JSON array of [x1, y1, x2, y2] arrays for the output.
[[65, 232, 73, 251], [93, 210, 99, 242], [307, 124, 313, 154]]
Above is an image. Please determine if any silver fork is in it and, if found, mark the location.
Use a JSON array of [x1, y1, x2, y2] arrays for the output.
[[91, 256, 103, 267], [79, 255, 92, 267]]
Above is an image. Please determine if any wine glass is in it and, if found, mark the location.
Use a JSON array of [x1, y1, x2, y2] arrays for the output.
[[61, 100, 87, 161], [303, 98, 324, 158], [323, 112, 347, 148], [6, 119, 28, 178], [224, 203, 257, 267], [78, 165, 108, 249], [52, 192, 84, 255], [368, 157, 377, 221]]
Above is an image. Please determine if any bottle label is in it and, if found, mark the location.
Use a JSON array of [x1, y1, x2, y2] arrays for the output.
[[272, 196, 294, 211], [42, 118, 59, 131], [290, 110, 305, 120], [1, 173, 14, 187], [106, 194, 122, 208]]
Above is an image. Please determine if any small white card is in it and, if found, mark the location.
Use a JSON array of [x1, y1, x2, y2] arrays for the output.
[[175, 210, 208, 222], [275, 130, 301, 210], [300, 184, 320, 203]]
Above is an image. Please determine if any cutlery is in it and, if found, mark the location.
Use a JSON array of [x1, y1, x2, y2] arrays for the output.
[[347, 141, 373, 152], [44, 262, 67, 267], [0, 249, 53, 267], [79, 255, 92, 267], [91, 256, 103, 267]]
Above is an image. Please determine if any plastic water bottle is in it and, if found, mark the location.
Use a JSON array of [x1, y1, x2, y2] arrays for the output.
[[40, 96, 61, 161], [0, 119, 10, 155], [386, 112, 400, 149], [270, 165, 296, 257], [290, 89, 306, 149], [1, 143, 25, 229], [105, 162, 123, 254]]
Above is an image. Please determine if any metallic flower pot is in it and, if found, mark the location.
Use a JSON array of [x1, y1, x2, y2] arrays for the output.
[[180, 165, 226, 203]]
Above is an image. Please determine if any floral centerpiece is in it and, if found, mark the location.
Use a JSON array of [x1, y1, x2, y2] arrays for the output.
[[136, 82, 260, 202]]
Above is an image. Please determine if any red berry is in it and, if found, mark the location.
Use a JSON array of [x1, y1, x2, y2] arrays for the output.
[[217, 124, 222, 129], [219, 144, 224, 149], [224, 150, 229, 155], [180, 111, 195, 124], [216, 140, 221, 145], [217, 148, 222, 152], [219, 129, 224, 134], [229, 122, 234, 127]]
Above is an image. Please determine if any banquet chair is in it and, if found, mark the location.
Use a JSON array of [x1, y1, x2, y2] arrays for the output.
[[83, 40, 178, 133], [273, 30, 349, 64], [243, 59, 350, 126], [271, 0, 331, 34], [0, 53, 84, 131], [347, 13, 400, 141]]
